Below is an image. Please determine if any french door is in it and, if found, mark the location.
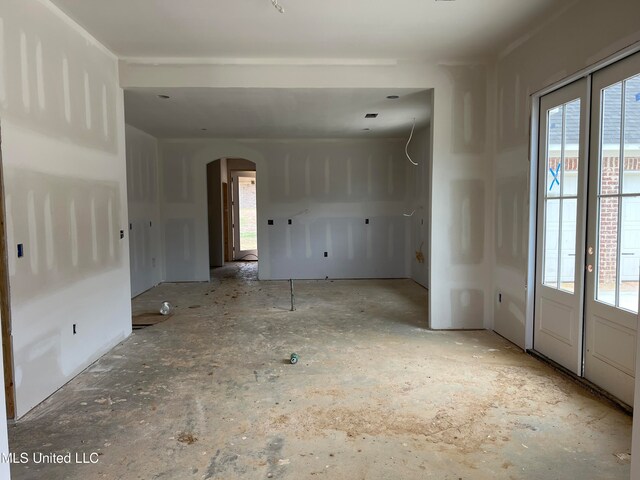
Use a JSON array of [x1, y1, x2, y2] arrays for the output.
[[584, 54, 640, 405], [534, 79, 589, 376], [534, 52, 640, 405]]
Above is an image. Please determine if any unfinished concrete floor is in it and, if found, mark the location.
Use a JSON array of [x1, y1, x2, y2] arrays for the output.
[[8, 262, 633, 479]]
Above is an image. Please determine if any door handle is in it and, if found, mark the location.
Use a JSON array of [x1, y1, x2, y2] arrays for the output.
[[587, 265, 594, 273]]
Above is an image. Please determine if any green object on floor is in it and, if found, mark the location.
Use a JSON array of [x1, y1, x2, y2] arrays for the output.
[[290, 353, 299, 364]]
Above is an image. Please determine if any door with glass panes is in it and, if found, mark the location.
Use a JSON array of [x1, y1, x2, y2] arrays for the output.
[[535, 52, 640, 405], [584, 54, 640, 405], [534, 79, 588, 376]]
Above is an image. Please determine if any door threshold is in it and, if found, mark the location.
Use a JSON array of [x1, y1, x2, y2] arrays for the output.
[[528, 349, 632, 415]]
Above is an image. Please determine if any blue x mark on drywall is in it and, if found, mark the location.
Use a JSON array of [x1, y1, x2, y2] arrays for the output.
[[549, 163, 561, 191]]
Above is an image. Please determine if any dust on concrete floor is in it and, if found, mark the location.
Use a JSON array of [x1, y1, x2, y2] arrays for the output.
[[8, 262, 632, 479]]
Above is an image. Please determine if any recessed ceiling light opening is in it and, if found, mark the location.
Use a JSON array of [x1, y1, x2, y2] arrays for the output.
[[365, 113, 379, 119], [386, 95, 400, 99]]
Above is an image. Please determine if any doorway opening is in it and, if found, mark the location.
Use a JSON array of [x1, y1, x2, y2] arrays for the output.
[[207, 158, 258, 269], [231, 171, 258, 261]]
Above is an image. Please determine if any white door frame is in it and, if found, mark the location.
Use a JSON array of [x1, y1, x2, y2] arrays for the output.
[[231, 170, 257, 260], [526, 41, 640, 351], [533, 79, 589, 375]]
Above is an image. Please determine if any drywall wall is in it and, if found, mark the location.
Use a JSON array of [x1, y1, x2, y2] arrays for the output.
[[124, 59, 493, 329], [126, 124, 162, 297], [161, 139, 412, 281], [430, 65, 494, 329], [0, 0, 131, 417], [406, 123, 431, 289], [494, 0, 640, 348]]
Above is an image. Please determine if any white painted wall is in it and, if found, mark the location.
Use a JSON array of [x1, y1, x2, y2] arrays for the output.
[[493, 0, 640, 349], [0, 0, 131, 418], [160, 139, 412, 281], [126, 124, 162, 297]]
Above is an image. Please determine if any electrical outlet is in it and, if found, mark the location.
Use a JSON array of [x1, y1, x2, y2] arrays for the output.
[[268, 219, 274, 225], [324, 252, 328, 258], [120, 230, 125, 239], [498, 293, 502, 303], [365, 219, 370, 225], [288, 219, 292, 225], [17, 244, 24, 258], [73, 324, 77, 335]]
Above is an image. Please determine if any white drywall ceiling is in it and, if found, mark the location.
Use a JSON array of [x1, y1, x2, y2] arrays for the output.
[[50, 0, 568, 61], [124, 88, 431, 139]]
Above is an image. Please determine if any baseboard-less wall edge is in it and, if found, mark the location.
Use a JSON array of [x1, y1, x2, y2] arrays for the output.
[[15, 331, 130, 420], [528, 349, 632, 415], [131, 282, 163, 300]]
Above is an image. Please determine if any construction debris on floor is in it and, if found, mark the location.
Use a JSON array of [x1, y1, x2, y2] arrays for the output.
[[7, 263, 632, 479]]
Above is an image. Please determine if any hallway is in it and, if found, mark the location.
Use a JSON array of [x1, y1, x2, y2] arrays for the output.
[[8, 263, 632, 479]]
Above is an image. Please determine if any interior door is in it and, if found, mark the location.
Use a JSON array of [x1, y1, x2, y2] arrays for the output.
[[534, 79, 589, 374], [584, 53, 640, 405], [231, 171, 258, 260]]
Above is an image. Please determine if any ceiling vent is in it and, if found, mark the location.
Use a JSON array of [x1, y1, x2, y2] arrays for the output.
[[365, 113, 379, 119]]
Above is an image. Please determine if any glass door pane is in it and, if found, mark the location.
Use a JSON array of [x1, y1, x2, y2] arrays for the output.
[[595, 74, 640, 314], [542, 99, 581, 293]]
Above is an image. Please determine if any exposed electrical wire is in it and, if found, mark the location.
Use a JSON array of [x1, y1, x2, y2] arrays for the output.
[[271, 0, 285, 13], [415, 241, 425, 264], [405, 117, 418, 166], [403, 205, 423, 217]]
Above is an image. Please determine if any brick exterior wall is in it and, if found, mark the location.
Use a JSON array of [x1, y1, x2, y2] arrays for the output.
[[548, 156, 640, 286]]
